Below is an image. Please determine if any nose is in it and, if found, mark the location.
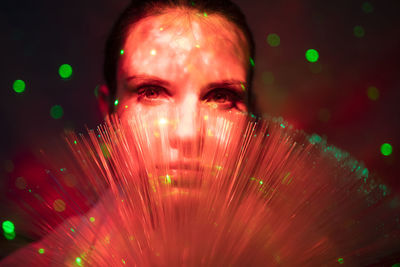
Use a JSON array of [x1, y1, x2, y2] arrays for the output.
[[168, 94, 201, 157]]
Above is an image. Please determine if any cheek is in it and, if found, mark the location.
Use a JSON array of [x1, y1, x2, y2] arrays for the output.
[[117, 97, 172, 123]]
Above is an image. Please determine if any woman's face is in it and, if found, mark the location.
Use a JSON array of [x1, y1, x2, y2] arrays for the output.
[[113, 8, 250, 174]]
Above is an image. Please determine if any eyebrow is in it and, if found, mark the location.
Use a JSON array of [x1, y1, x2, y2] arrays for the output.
[[205, 80, 246, 90], [203, 80, 247, 99], [126, 75, 171, 87], [126, 75, 246, 97]]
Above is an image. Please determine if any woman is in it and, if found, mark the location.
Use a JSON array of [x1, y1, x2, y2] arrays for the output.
[[97, 0, 260, 186], [1, 0, 261, 265]]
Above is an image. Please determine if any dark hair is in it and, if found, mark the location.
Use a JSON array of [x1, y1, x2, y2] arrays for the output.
[[104, 0, 257, 114]]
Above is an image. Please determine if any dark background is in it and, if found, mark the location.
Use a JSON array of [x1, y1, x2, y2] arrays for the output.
[[1, 0, 399, 260]]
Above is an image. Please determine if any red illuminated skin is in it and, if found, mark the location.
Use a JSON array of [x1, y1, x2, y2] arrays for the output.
[[101, 8, 250, 168]]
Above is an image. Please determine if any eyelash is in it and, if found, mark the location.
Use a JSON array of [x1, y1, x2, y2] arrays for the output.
[[203, 88, 243, 109], [134, 85, 243, 110], [136, 85, 166, 100]]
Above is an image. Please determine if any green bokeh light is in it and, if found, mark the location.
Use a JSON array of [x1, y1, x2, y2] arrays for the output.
[[100, 143, 110, 159], [362, 2, 374, 14], [94, 85, 100, 98], [2, 220, 15, 234], [309, 134, 322, 145], [13, 80, 26, 93], [89, 217, 95, 223], [250, 57, 255, 67], [59, 64, 73, 79], [120, 49, 124, 55], [165, 174, 172, 184], [305, 49, 319, 63], [114, 99, 119, 106], [38, 248, 45, 254], [381, 143, 393, 156], [50, 105, 64, 119], [354, 26, 365, 38], [337, 257, 344, 264], [267, 33, 280, 47], [76, 257, 82, 266], [4, 231, 16, 240], [367, 86, 380, 100]]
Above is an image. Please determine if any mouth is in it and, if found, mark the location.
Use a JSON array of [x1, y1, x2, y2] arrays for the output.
[[168, 160, 202, 170], [154, 159, 205, 188]]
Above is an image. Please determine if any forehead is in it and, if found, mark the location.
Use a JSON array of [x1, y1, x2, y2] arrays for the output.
[[118, 8, 250, 83]]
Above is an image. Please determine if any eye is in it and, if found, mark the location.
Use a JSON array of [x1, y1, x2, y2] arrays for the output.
[[136, 85, 170, 102], [139, 87, 160, 98], [210, 91, 229, 103], [203, 88, 243, 109]]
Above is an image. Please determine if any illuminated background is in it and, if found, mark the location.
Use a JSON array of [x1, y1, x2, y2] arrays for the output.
[[1, 0, 399, 260]]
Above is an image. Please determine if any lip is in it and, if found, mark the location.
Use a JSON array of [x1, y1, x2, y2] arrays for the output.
[[155, 158, 202, 170], [169, 161, 202, 171], [154, 159, 205, 188]]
